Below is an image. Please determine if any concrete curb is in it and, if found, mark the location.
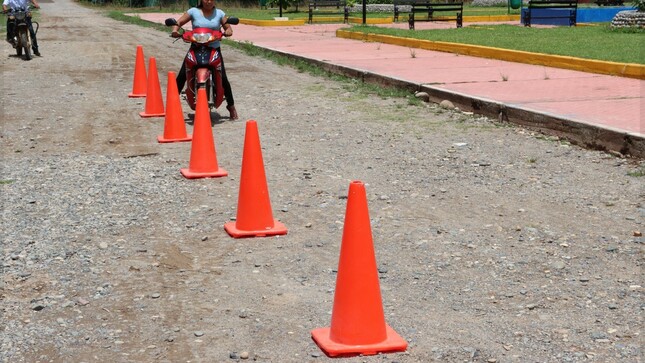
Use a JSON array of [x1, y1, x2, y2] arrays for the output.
[[336, 29, 645, 80], [232, 41, 644, 158]]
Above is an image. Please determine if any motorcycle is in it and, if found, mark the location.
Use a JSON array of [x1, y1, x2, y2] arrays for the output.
[[165, 17, 239, 111], [4, 6, 38, 61]]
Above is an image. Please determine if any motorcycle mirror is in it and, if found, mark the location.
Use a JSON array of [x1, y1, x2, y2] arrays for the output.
[[165, 18, 178, 26], [226, 17, 239, 25]]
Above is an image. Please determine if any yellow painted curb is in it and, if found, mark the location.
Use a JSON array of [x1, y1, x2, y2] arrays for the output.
[[240, 18, 306, 26], [349, 17, 393, 25], [337, 29, 645, 80], [464, 15, 520, 22]]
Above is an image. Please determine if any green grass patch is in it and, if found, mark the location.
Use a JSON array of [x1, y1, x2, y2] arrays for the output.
[[346, 24, 644, 64], [627, 166, 645, 177]]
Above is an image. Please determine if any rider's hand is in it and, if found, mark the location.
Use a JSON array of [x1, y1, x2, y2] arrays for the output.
[[223, 28, 232, 37], [171, 31, 180, 38]]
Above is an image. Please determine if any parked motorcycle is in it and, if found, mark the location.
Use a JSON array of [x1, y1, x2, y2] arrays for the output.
[[4, 6, 38, 61], [165, 17, 239, 111]]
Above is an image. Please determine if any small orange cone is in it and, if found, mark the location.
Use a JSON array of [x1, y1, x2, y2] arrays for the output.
[[158, 72, 192, 143], [139, 57, 165, 118], [224, 120, 287, 238], [128, 45, 147, 98], [180, 88, 227, 179], [311, 181, 407, 357]]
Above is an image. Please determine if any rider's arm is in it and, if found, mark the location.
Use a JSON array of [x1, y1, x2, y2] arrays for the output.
[[2, 0, 9, 12], [222, 17, 232, 37], [30, 0, 40, 9], [171, 12, 191, 37]]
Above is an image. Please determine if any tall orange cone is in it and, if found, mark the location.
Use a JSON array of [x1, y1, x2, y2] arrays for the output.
[[224, 120, 287, 238], [311, 181, 407, 357], [180, 88, 227, 179], [128, 45, 147, 98], [139, 57, 165, 118], [158, 72, 192, 143]]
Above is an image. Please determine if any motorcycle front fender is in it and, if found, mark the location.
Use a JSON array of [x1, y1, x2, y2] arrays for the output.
[[195, 68, 211, 84]]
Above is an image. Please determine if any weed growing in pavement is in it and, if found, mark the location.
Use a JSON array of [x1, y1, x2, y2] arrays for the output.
[[627, 166, 645, 177], [0, 180, 14, 184]]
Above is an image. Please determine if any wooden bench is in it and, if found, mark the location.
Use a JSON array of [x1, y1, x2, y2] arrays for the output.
[[308, 0, 349, 24], [393, 0, 417, 22], [523, 0, 578, 27], [408, 2, 464, 30]]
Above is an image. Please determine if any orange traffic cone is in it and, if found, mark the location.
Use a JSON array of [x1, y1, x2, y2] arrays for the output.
[[224, 120, 287, 238], [311, 181, 407, 357], [158, 72, 192, 143], [128, 45, 147, 98], [139, 57, 165, 118], [180, 88, 227, 179]]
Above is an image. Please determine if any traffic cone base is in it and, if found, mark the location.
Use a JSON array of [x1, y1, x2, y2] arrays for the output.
[[158, 134, 192, 143], [139, 111, 165, 118], [311, 324, 408, 357], [180, 167, 228, 179], [224, 219, 287, 238], [128, 92, 146, 98]]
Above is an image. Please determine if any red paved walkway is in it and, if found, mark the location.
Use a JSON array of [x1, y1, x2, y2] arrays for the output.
[[137, 14, 644, 155]]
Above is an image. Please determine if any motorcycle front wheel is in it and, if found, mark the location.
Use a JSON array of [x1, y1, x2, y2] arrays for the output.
[[19, 31, 31, 60], [15, 36, 22, 56]]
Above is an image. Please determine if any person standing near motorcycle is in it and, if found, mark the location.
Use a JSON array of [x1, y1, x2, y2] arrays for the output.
[[3, 0, 40, 56], [171, 0, 238, 120]]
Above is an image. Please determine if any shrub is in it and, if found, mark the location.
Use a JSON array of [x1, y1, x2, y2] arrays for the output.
[[635, 0, 645, 11], [471, 0, 510, 6]]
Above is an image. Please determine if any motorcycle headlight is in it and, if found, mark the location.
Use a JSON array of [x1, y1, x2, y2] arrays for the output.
[[191, 32, 214, 44]]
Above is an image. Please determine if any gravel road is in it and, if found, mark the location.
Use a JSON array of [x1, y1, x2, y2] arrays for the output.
[[1, 1, 643, 362]]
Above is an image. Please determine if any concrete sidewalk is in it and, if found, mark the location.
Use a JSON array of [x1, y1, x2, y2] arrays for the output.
[[136, 14, 644, 157]]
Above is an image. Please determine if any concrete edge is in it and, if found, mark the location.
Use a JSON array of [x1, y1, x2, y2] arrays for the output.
[[232, 40, 644, 158], [336, 29, 645, 80]]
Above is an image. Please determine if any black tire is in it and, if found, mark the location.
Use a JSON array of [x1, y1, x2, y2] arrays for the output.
[[20, 32, 31, 60], [16, 45, 22, 56]]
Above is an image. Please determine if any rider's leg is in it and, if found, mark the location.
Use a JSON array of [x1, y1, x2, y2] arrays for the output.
[[219, 50, 237, 120], [6, 18, 16, 45], [26, 17, 39, 55], [176, 61, 187, 94]]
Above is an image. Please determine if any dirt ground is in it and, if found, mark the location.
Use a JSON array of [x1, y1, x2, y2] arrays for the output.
[[1, 1, 643, 362]]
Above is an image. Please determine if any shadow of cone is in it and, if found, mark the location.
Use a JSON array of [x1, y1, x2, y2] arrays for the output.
[[128, 45, 146, 98], [224, 120, 287, 238], [311, 181, 407, 357], [158, 72, 192, 143], [139, 57, 165, 118], [180, 88, 227, 179]]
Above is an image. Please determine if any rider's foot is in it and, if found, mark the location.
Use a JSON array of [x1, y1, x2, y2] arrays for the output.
[[33, 49, 41, 56], [8, 39, 16, 48], [227, 105, 239, 120]]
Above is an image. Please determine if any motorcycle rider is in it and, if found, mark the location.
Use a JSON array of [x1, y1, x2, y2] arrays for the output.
[[171, 0, 238, 120], [2, 0, 40, 56]]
